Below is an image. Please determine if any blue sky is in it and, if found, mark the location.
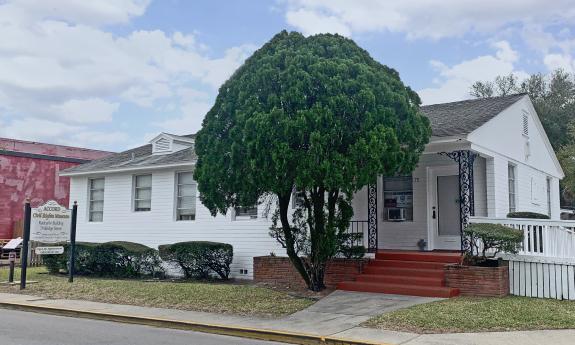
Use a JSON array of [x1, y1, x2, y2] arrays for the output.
[[0, 0, 573, 151]]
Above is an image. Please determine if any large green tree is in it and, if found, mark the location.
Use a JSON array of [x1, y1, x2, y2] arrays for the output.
[[194, 31, 431, 291]]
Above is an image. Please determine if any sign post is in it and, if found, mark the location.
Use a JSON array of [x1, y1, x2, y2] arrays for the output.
[[20, 199, 31, 290], [69, 201, 78, 283]]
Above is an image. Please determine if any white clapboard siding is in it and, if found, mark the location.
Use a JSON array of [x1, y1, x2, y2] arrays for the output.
[[69, 168, 286, 279], [508, 256, 575, 300]]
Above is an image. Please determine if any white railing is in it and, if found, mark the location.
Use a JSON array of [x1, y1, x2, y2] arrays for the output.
[[470, 217, 575, 259]]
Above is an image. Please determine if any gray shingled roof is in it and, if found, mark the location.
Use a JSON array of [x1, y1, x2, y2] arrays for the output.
[[62, 95, 526, 175], [421, 93, 526, 137], [61, 140, 196, 175]]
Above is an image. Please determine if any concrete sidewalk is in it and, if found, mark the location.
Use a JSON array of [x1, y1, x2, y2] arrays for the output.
[[0, 291, 573, 345]]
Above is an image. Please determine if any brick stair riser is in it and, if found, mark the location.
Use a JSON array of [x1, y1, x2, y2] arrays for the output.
[[355, 274, 444, 286], [375, 253, 461, 263], [363, 267, 446, 278], [368, 260, 448, 270], [337, 282, 460, 298]]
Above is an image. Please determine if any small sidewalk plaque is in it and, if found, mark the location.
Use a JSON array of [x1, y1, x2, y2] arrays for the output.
[[35, 246, 64, 255], [30, 200, 71, 243]]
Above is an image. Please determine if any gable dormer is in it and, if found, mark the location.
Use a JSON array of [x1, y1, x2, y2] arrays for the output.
[[150, 133, 194, 155]]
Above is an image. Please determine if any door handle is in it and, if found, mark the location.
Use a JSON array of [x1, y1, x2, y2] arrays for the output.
[[432, 206, 436, 219]]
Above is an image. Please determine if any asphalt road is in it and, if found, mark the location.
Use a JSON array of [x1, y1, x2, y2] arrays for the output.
[[0, 309, 288, 345]]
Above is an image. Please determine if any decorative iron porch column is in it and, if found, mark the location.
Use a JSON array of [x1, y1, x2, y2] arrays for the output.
[[439, 150, 477, 253], [367, 182, 378, 253]]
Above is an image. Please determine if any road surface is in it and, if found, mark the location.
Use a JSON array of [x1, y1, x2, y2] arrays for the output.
[[0, 309, 288, 345]]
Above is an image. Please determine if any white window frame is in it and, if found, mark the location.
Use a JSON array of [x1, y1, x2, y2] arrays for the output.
[[175, 171, 196, 221], [88, 178, 105, 222], [383, 175, 414, 222], [233, 205, 258, 220], [133, 174, 152, 212], [508, 164, 517, 213], [547, 177, 552, 217]]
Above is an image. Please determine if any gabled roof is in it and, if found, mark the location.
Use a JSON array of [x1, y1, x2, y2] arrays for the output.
[[61, 95, 532, 176], [421, 93, 527, 138], [60, 134, 196, 176]]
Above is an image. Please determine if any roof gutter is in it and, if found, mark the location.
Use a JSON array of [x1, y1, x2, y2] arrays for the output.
[[59, 162, 195, 177]]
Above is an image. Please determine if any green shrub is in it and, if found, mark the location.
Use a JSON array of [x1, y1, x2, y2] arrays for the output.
[[43, 241, 162, 278], [507, 211, 550, 219], [337, 232, 366, 259], [159, 241, 233, 280], [465, 223, 523, 261]]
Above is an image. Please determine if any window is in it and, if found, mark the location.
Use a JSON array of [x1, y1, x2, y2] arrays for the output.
[[292, 189, 306, 209], [88, 178, 104, 222], [547, 177, 552, 217], [508, 165, 516, 213], [176, 171, 196, 221], [234, 206, 258, 219], [133, 174, 152, 211], [383, 176, 413, 221]]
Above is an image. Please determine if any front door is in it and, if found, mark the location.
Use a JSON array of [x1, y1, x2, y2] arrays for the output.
[[429, 166, 461, 250]]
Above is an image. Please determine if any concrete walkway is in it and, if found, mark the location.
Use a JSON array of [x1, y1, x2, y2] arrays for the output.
[[0, 291, 573, 345]]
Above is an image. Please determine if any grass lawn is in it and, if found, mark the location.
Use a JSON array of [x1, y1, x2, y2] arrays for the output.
[[0, 267, 314, 317], [364, 296, 575, 333]]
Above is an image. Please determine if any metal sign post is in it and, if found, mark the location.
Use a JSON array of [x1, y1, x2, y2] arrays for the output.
[[69, 201, 78, 283], [20, 199, 31, 290]]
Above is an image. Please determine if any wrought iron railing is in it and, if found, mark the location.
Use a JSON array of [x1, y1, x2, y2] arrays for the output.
[[347, 220, 368, 249]]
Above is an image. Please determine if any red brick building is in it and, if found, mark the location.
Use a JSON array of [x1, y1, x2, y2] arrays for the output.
[[0, 137, 112, 239]]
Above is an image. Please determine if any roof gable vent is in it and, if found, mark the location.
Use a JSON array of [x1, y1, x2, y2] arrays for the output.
[[522, 113, 529, 137], [153, 137, 172, 154]]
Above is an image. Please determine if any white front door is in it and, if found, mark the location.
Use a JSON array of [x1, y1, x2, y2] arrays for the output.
[[429, 166, 461, 250]]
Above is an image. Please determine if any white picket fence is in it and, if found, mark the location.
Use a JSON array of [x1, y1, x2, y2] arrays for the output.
[[506, 256, 575, 300], [470, 217, 575, 300], [470, 217, 575, 258]]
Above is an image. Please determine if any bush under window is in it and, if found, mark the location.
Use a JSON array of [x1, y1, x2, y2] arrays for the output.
[[159, 241, 233, 280], [43, 241, 163, 278], [507, 211, 550, 219]]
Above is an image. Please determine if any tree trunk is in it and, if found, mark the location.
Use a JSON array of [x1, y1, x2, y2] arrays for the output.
[[277, 192, 311, 287]]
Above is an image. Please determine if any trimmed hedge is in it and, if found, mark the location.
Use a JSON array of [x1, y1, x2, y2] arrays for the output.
[[159, 241, 233, 280], [507, 211, 550, 219], [43, 241, 163, 278], [465, 223, 524, 260]]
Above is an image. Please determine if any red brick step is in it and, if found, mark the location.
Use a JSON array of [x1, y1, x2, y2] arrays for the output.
[[363, 266, 446, 278], [337, 281, 460, 298], [375, 251, 462, 263], [355, 274, 444, 286]]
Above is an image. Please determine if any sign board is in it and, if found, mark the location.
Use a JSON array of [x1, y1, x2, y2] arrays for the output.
[[35, 246, 64, 255], [3, 238, 23, 250], [30, 200, 71, 243]]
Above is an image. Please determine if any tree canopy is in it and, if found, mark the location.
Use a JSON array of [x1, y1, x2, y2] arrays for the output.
[[193, 31, 431, 290]]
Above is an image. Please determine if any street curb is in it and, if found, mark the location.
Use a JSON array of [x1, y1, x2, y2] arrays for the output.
[[0, 301, 388, 345]]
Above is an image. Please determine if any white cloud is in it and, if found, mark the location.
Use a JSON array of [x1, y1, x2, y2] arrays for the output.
[[154, 88, 212, 134], [52, 98, 119, 124], [283, 0, 575, 39], [0, 0, 254, 148], [286, 8, 351, 37], [418, 41, 528, 105], [0, 117, 128, 150], [544, 54, 575, 73]]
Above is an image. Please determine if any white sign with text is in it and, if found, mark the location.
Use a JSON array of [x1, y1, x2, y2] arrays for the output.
[[30, 200, 71, 243]]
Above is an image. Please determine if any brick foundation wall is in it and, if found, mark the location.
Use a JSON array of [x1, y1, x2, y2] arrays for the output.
[[253, 256, 369, 289], [445, 263, 509, 297]]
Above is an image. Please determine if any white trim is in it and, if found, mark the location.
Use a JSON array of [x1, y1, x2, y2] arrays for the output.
[[60, 162, 194, 177]]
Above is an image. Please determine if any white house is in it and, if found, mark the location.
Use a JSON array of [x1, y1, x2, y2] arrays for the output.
[[60, 94, 565, 279]]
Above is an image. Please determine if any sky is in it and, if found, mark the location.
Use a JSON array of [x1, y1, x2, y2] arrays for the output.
[[0, 0, 574, 152]]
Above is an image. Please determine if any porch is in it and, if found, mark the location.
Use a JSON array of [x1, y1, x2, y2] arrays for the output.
[[349, 145, 487, 254]]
